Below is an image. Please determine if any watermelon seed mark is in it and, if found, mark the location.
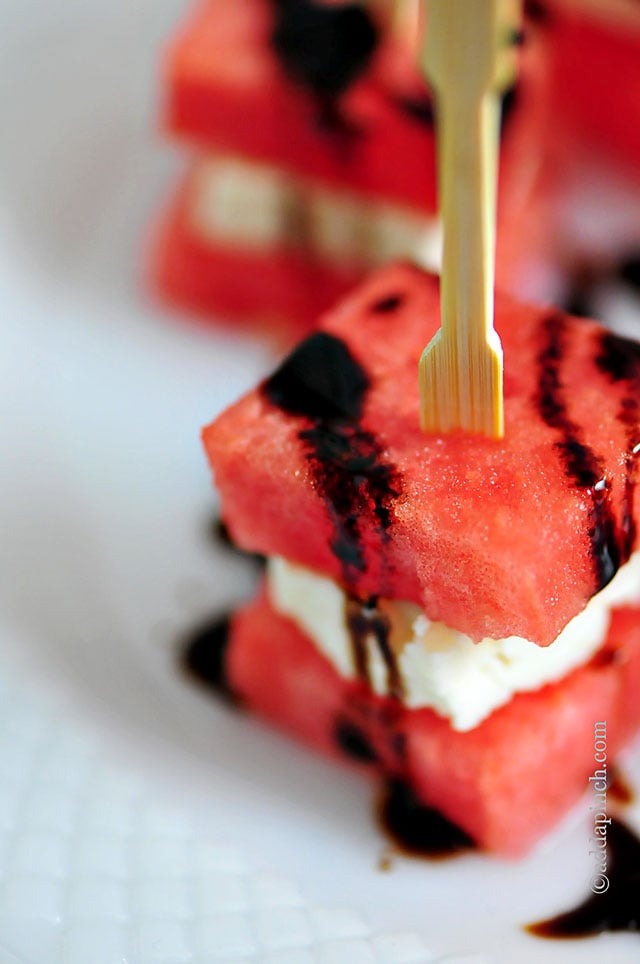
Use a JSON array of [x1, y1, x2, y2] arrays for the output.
[[370, 293, 405, 314]]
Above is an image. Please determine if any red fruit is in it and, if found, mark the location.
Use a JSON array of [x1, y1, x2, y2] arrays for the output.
[[204, 263, 640, 646], [227, 588, 640, 856]]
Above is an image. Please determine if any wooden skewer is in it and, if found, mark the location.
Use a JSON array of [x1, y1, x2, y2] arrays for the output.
[[419, 0, 507, 438]]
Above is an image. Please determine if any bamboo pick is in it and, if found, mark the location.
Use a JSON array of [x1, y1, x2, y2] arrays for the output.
[[419, 0, 508, 438]]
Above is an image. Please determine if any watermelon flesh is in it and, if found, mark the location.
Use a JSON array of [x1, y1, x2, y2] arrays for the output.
[[152, 0, 550, 331], [226, 588, 640, 856], [543, 2, 640, 180], [204, 263, 640, 647]]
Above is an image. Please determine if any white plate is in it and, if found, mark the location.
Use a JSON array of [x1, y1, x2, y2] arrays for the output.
[[1, 2, 639, 962]]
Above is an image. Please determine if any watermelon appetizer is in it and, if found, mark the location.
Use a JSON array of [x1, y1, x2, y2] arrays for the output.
[[151, 0, 550, 337], [200, 262, 640, 857]]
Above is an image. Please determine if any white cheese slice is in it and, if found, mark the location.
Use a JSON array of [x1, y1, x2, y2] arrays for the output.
[[188, 154, 442, 271], [266, 553, 640, 731]]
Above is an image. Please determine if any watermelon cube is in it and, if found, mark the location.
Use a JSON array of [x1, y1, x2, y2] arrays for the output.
[[226, 589, 640, 855], [200, 262, 640, 854], [204, 263, 640, 646]]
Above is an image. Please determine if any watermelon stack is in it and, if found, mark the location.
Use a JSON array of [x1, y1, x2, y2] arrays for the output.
[[202, 263, 640, 856], [150, 0, 550, 337]]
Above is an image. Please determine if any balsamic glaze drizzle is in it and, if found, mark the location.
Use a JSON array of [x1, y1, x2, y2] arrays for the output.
[[595, 330, 640, 559], [264, 332, 368, 421], [562, 281, 595, 320], [334, 716, 379, 763], [618, 254, 640, 294], [345, 595, 403, 700], [263, 332, 401, 585], [536, 314, 621, 591], [526, 817, 640, 939], [379, 779, 476, 859], [181, 615, 237, 704], [271, 0, 378, 99], [270, 0, 520, 144]]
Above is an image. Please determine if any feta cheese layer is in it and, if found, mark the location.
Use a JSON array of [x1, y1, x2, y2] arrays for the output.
[[267, 554, 640, 732], [189, 154, 443, 272]]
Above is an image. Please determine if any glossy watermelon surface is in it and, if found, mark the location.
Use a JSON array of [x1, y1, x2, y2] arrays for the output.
[[204, 263, 640, 646], [227, 587, 640, 856]]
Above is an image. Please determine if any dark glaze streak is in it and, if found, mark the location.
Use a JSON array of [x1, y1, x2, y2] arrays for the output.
[[271, 0, 378, 98], [379, 779, 476, 859], [536, 314, 621, 591], [526, 818, 640, 938], [264, 332, 368, 420], [345, 596, 403, 700], [211, 516, 234, 549], [180, 615, 237, 704], [618, 254, 640, 294], [271, 0, 378, 144], [595, 330, 640, 559], [299, 421, 399, 576], [263, 332, 401, 586], [334, 716, 378, 763], [499, 85, 518, 133], [345, 595, 372, 684], [562, 282, 594, 320], [269, 1, 380, 147], [209, 516, 266, 569]]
